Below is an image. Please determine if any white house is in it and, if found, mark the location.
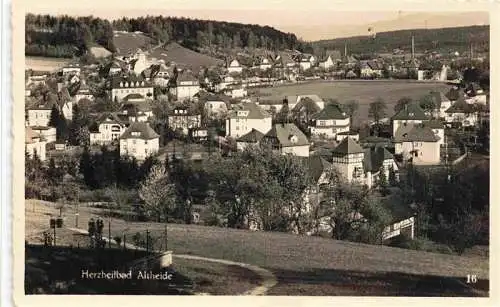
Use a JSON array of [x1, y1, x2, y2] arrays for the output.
[[299, 57, 312, 71], [319, 55, 335, 70], [259, 57, 273, 71], [426, 120, 445, 147], [90, 113, 127, 145], [109, 62, 123, 75], [132, 52, 149, 75], [173, 71, 200, 101], [227, 59, 243, 74], [261, 123, 310, 157], [110, 76, 154, 102], [62, 63, 81, 76], [225, 102, 272, 138], [310, 103, 350, 139], [391, 103, 430, 137], [331, 137, 397, 188], [444, 97, 478, 127], [229, 86, 247, 98], [394, 123, 441, 165], [27, 105, 52, 127], [25, 126, 46, 161], [119, 122, 160, 161], [286, 95, 325, 110], [31, 126, 56, 143], [430, 91, 453, 119]]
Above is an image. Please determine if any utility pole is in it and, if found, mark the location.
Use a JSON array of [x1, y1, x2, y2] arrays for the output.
[[411, 35, 415, 60]]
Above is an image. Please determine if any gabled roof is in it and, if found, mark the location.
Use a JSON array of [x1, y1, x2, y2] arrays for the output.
[[97, 112, 126, 125], [293, 97, 321, 114], [391, 103, 429, 120], [120, 122, 159, 140], [363, 146, 393, 172], [393, 123, 440, 143], [332, 137, 364, 155], [445, 97, 475, 114], [123, 93, 145, 101], [425, 119, 445, 129], [229, 102, 271, 119], [314, 103, 348, 120], [121, 100, 152, 115], [177, 70, 199, 83], [263, 123, 309, 147], [236, 128, 265, 143], [308, 155, 332, 183]]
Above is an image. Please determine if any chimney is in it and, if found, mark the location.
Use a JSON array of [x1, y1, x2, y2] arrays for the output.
[[344, 43, 348, 57], [411, 35, 415, 60]]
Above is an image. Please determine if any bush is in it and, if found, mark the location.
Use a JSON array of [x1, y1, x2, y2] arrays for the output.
[[387, 234, 455, 255], [113, 236, 122, 246]]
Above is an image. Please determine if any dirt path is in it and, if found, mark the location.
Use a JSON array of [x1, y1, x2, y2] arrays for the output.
[[67, 227, 277, 295]]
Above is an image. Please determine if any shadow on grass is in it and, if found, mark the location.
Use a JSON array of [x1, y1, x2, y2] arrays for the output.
[[25, 244, 193, 295], [268, 268, 488, 296]]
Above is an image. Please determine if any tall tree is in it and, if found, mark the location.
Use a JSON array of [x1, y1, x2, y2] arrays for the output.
[[368, 97, 387, 125], [344, 100, 359, 124], [394, 97, 413, 113]]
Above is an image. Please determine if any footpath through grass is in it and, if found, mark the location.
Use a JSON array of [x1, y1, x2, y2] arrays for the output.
[[26, 200, 489, 296]]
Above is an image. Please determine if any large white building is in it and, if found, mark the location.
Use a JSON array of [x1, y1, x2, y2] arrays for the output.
[[391, 103, 430, 137], [168, 107, 202, 135], [27, 105, 52, 127], [172, 71, 200, 101], [445, 97, 478, 127], [110, 76, 154, 102], [119, 122, 160, 161], [227, 59, 243, 74], [225, 102, 272, 138]]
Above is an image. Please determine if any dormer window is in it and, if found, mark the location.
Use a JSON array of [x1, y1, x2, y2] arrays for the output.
[[409, 112, 414, 117], [289, 135, 298, 143], [131, 131, 141, 137], [120, 82, 123, 87], [342, 112, 346, 116]]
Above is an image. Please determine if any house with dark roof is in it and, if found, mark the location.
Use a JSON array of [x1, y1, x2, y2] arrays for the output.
[[391, 103, 430, 137], [110, 75, 153, 102], [261, 123, 310, 157], [310, 103, 350, 139], [172, 70, 200, 101], [226, 102, 272, 138], [74, 81, 94, 102], [90, 113, 127, 145], [121, 100, 153, 123], [119, 122, 159, 161], [444, 97, 478, 127], [25, 126, 47, 161], [236, 128, 265, 151], [331, 137, 396, 188], [393, 123, 441, 165], [465, 83, 488, 105], [168, 107, 202, 135]]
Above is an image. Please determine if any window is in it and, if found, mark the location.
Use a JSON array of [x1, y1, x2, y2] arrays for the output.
[[319, 120, 326, 126], [132, 140, 136, 145], [145, 140, 148, 145]]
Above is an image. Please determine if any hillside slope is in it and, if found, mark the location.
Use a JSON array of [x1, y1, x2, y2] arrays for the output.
[[313, 25, 489, 55]]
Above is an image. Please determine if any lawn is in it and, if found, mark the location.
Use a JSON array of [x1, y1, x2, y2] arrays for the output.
[[25, 200, 488, 296], [255, 80, 451, 124], [25, 56, 71, 72]]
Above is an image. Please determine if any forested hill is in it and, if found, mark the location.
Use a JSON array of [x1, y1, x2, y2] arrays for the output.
[[25, 13, 299, 58], [312, 25, 489, 55]]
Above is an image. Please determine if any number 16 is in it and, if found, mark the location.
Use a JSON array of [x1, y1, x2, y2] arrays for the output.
[[466, 274, 477, 283]]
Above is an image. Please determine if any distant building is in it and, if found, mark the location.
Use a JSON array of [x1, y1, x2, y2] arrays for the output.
[[310, 103, 350, 139], [168, 107, 202, 135], [236, 128, 265, 151], [25, 126, 46, 161], [27, 105, 52, 127], [172, 70, 200, 101], [110, 76, 154, 102], [74, 82, 94, 102], [430, 91, 453, 119], [226, 102, 272, 138], [261, 123, 310, 157], [62, 63, 81, 76], [444, 97, 478, 127], [227, 59, 243, 74], [31, 126, 56, 143], [119, 122, 159, 161]]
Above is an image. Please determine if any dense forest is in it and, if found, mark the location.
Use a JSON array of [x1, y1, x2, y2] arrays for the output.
[[25, 14, 116, 58], [25, 14, 299, 58], [313, 25, 489, 55], [111, 16, 299, 51]]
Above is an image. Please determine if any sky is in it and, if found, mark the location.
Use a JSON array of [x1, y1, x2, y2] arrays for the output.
[[23, 0, 490, 40]]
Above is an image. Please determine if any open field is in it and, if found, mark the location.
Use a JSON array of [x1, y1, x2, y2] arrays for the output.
[[25, 56, 71, 72], [256, 80, 451, 123], [25, 200, 488, 296]]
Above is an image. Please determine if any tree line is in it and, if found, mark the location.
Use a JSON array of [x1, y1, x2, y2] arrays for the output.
[[313, 25, 489, 55]]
